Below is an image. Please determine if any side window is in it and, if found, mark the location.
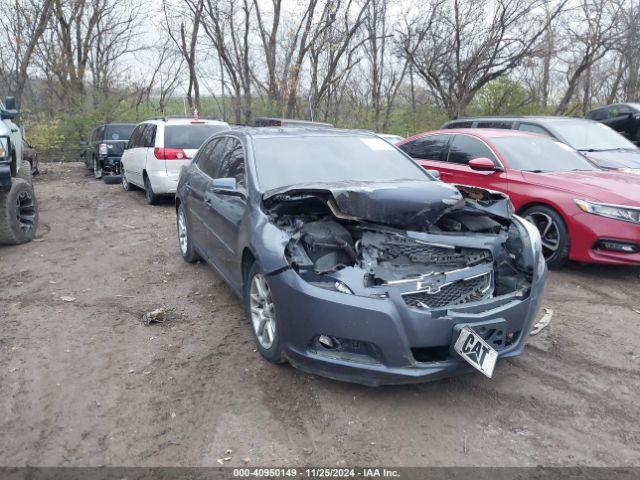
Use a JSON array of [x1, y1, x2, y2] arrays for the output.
[[128, 125, 143, 148], [197, 138, 227, 179], [589, 109, 607, 121], [218, 138, 246, 190], [447, 135, 498, 165], [96, 126, 105, 140], [476, 121, 514, 129], [142, 124, 157, 147], [399, 134, 450, 161], [518, 123, 548, 135]]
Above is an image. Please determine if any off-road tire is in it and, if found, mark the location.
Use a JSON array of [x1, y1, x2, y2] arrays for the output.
[[244, 262, 285, 364], [0, 178, 38, 245], [521, 204, 570, 269], [144, 175, 159, 205]]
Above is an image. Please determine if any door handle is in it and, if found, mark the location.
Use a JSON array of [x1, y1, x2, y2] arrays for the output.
[[440, 172, 454, 177]]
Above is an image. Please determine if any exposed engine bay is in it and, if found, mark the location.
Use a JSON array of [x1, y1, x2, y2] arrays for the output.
[[263, 181, 535, 310]]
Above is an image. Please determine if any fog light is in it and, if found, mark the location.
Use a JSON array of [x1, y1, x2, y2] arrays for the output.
[[334, 281, 353, 294], [595, 239, 639, 253], [318, 335, 335, 349]]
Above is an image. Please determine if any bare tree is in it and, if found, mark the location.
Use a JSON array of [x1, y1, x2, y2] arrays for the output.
[[400, 0, 567, 118], [0, 0, 53, 104]]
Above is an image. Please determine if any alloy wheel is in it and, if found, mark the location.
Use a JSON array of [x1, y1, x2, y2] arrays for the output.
[[177, 208, 188, 255], [525, 211, 560, 259], [14, 190, 36, 233], [249, 273, 276, 349]]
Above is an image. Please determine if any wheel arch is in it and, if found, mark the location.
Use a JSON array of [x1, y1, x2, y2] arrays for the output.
[[241, 248, 257, 290], [517, 201, 569, 229]]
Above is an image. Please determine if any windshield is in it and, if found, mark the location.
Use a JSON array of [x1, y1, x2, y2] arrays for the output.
[[165, 124, 228, 149], [252, 136, 429, 191], [551, 121, 637, 151], [492, 136, 599, 172], [105, 124, 135, 140]]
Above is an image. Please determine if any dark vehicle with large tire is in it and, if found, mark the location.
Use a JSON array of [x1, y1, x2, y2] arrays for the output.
[[0, 96, 38, 245], [81, 123, 136, 183], [175, 128, 547, 385], [587, 103, 640, 145]]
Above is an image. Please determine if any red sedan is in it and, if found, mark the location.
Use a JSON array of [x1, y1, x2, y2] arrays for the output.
[[397, 129, 640, 267]]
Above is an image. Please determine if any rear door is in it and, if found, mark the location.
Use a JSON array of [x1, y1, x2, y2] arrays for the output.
[[439, 134, 510, 194], [189, 137, 228, 262], [122, 124, 148, 186]]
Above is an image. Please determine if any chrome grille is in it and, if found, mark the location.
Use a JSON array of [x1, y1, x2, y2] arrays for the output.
[[402, 272, 493, 309]]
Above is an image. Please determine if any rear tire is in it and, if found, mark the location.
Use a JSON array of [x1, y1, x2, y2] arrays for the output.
[[244, 262, 285, 364], [0, 178, 38, 245], [93, 157, 103, 179], [144, 175, 159, 205], [521, 205, 570, 269]]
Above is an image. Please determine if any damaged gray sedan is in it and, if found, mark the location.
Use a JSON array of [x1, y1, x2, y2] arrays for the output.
[[175, 128, 547, 385]]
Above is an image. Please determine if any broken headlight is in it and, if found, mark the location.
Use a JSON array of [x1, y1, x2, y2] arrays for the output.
[[575, 199, 640, 224]]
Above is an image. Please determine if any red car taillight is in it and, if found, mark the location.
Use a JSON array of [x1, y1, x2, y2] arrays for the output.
[[154, 147, 187, 160]]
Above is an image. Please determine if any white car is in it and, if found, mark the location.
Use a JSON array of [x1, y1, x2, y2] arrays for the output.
[[121, 117, 229, 204]]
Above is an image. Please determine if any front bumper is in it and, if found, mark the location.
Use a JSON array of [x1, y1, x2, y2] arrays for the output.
[[267, 267, 546, 386], [148, 170, 179, 194], [569, 212, 640, 265]]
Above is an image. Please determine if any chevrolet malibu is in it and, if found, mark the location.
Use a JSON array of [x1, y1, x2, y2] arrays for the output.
[[175, 128, 547, 385]]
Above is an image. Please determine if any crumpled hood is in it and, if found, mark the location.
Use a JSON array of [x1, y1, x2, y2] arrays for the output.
[[583, 149, 640, 169], [263, 180, 466, 229], [521, 170, 640, 205]]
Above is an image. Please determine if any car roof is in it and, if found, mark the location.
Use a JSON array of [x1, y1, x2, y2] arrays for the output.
[[404, 128, 539, 142], [143, 117, 229, 126], [445, 115, 595, 125], [231, 126, 380, 139]]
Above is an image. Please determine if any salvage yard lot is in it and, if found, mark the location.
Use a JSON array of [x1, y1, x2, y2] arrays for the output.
[[1, 162, 639, 467]]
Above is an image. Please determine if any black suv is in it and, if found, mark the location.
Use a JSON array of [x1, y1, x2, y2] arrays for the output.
[[81, 123, 136, 182], [443, 116, 640, 173], [587, 103, 640, 145]]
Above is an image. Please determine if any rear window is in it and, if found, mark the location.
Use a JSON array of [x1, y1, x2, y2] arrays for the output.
[[105, 124, 135, 140], [164, 124, 228, 149]]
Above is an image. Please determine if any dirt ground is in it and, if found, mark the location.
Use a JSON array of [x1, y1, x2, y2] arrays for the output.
[[1, 162, 639, 467]]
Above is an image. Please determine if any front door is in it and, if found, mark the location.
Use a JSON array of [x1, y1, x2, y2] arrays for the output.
[[436, 134, 510, 195], [200, 137, 247, 285]]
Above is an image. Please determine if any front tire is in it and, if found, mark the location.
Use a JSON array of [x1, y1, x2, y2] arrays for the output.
[[0, 178, 38, 245], [176, 204, 199, 262], [244, 262, 285, 364], [521, 205, 570, 269], [144, 175, 159, 205]]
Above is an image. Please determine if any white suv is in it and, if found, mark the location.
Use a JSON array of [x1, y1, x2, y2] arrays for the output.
[[121, 117, 229, 204]]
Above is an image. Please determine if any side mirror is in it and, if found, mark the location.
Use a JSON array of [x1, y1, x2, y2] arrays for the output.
[[212, 177, 237, 191], [4, 96, 16, 110], [1, 96, 18, 119], [426, 169, 440, 180], [469, 157, 497, 171]]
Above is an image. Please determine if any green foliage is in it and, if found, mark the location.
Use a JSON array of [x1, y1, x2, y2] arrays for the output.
[[470, 77, 536, 116]]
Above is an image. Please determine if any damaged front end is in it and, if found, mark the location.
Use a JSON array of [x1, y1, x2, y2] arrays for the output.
[[263, 181, 542, 313]]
